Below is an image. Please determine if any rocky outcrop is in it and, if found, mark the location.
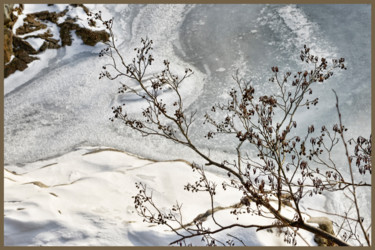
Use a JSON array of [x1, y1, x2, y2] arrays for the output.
[[5, 36, 39, 78], [23, 30, 61, 51], [4, 4, 16, 27], [58, 19, 77, 46], [12, 36, 38, 55], [4, 4, 109, 78], [307, 217, 337, 246], [30, 9, 68, 23], [76, 28, 109, 46], [58, 19, 110, 47], [4, 28, 13, 63], [16, 14, 47, 35], [69, 4, 90, 15], [4, 53, 38, 78], [4, 4, 23, 64]]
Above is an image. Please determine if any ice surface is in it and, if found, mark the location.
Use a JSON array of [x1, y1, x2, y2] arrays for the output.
[[4, 4, 206, 165], [25, 37, 45, 50], [277, 4, 337, 58], [5, 4, 109, 95], [4, 4, 371, 246], [4, 49, 58, 94]]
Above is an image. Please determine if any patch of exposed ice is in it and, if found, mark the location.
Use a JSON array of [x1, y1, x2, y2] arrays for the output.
[[277, 4, 338, 58]]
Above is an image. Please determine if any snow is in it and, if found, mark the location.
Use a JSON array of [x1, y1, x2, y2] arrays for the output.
[[278, 5, 315, 47], [4, 4, 206, 165], [12, 4, 69, 34], [5, 55, 15, 65], [12, 12, 26, 34], [4, 147, 316, 246], [57, 6, 87, 25], [25, 37, 44, 51], [4, 49, 58, 94], [4, 4, 371, 246], [258, 4, 338, 61], [5, 4, 110, 95]]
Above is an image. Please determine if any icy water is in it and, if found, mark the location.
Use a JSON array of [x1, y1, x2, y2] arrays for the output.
[[3, 4, 372, 245], [4, 4, 370, 165]]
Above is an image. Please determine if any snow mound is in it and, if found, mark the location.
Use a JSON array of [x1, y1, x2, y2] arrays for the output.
[[4, 147, 315, 246]]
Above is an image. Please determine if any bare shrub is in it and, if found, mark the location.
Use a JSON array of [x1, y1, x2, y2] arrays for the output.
[[93, 12, 371, 246]]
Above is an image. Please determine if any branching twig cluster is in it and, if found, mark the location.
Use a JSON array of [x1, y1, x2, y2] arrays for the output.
[[94, 13, 371, 246]]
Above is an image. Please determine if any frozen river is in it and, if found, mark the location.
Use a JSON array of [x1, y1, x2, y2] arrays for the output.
[[4, 4, 371, 165], [3, 4, 371, 246]]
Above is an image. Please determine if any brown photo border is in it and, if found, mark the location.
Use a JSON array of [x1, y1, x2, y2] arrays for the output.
[[1, 0, 373, 249]]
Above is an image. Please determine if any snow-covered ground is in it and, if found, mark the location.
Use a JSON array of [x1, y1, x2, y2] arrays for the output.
[[4, 4, 371, 246], [5, 146, 318, 246]]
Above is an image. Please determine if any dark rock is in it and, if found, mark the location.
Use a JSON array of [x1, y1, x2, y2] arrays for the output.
[[31, 9, 68, 24], [31, 10, 56, 22], [88, 19, 96, 27], [308, 217, 336, 246], [22, 29, 61, 50], [49, 41, 60, 48], [16, 15, 47, 35], [5, 4, 22, 29], [5, 58, 27, 77], [5, 33, 40, 78], [4, 4, 14, 25], [58, 20, 79, 46], [58, 20, 109, 47], [23, 30, 52, 40], [39, 39, 60, 51], [76, 28, 109, 46], [4, 55, 38, 78], [16, 9, 68, 35], [13, 36, 37, 54], [5, 5, 108, 78], [4, 28, 13, 63], [70, 4, 90, 15], [16, 27, 60, 54], [39, 41, 48, 52], [14, 50, 37, 63], [46, 39, 61, 49]]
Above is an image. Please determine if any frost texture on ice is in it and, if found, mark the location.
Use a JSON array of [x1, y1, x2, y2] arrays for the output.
[[4, 3, 371, 172], [277, 4, 338, 58], [4, 4, 205, 165], [4, 5, 371, 245]]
